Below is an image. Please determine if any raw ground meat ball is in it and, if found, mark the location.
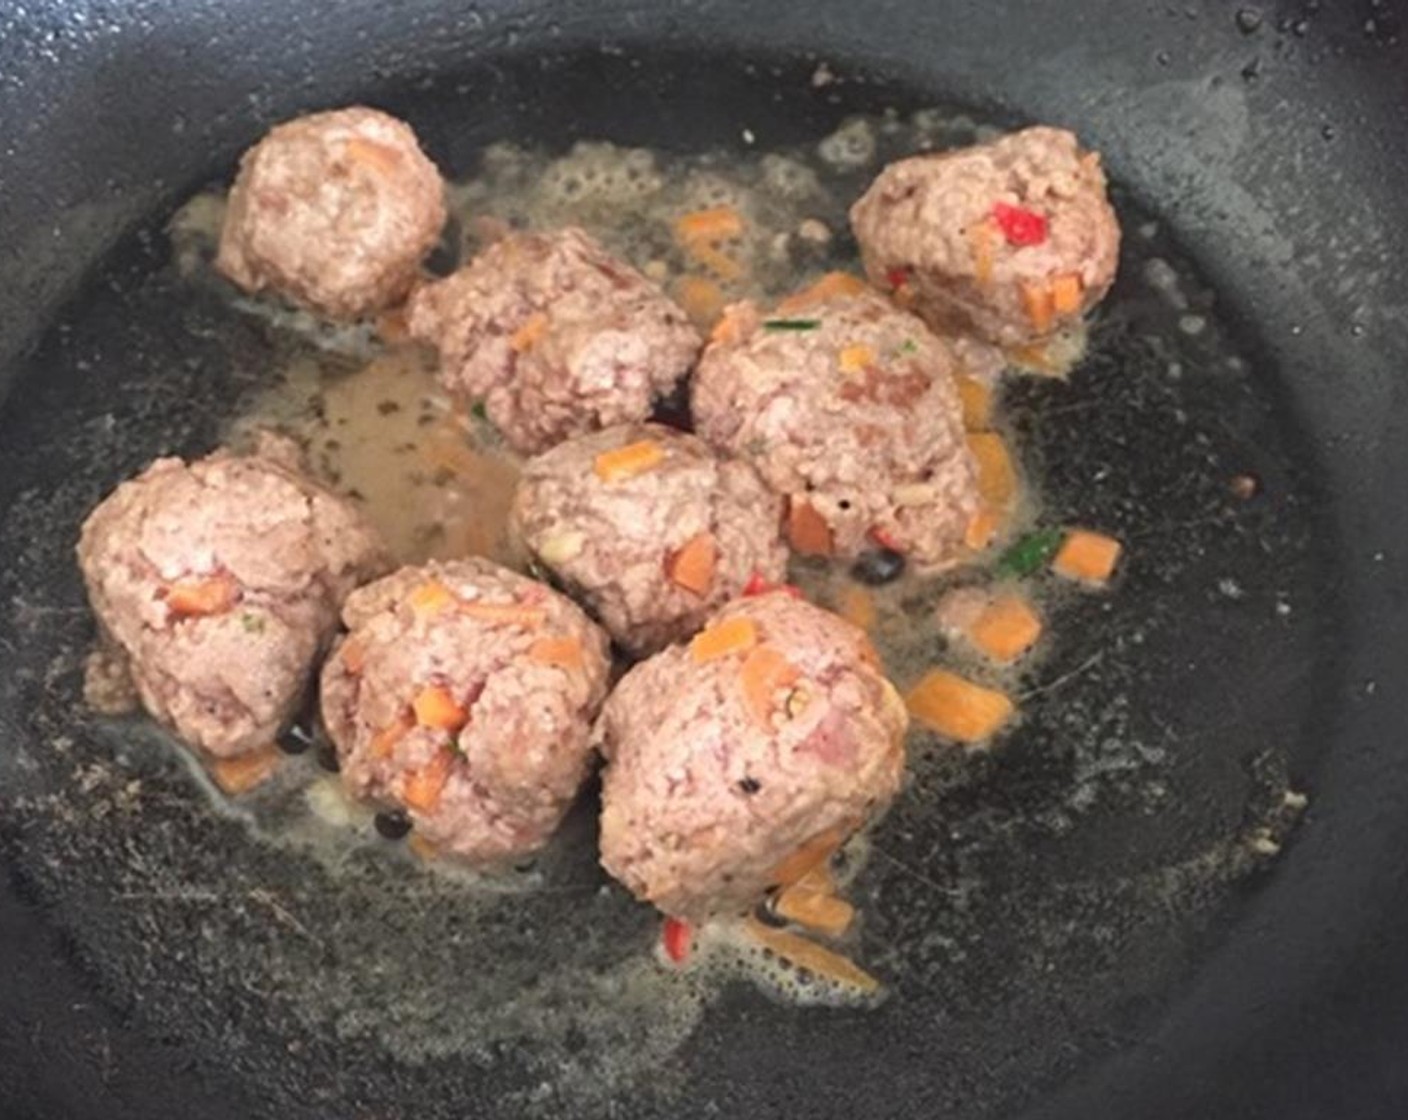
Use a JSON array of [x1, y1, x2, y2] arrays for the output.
[[217, 106, 446, 320], [511, 422, 788, 655], [320, 558, 611, 864], [407, 227, 702, 455], [850, 126, 1121, 347], [597, 591, 908, 920], [691, 278, 979, 567], [77, 434, 389, 759]]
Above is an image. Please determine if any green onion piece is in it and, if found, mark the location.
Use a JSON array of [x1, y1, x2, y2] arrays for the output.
[[763, 319, 821, 331], [239, 612, 266, 634], [470, 401, 488, 421], [897, 339, 919, 355], [994, 528, 1063, 578]]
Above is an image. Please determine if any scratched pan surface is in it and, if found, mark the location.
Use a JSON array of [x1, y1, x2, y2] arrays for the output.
[[2, 4, 1408, 1120]]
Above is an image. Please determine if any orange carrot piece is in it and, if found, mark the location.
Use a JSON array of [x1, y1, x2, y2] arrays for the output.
[[527, 635, 585, 670], [407, 579, 459, 618], [709, 306, 750, 346], [794, 862, 837, 896], [510, 311, 549, 352], [967, 595, 1043, 664], [672, 205, 745, 245], [1050, 272, 1084, 314], [774, 271, 867, 314], [402, 748, 455, 814], [666, 532, 718, 595], [165, 573, 239, 618], [837, 343, 876, 374], [594, 438, 666, 482], [1052, 529, 1123, 585], [1008, 341, 1061, 376], [955, 375, 994, 431], [771, 824, 850, 887], [786, 499, 834, 556], [210, 743, 281, 796], [740, 645, 801, 727], [1020, 280, 1056, 334], [458, 602, 547, 629], [838, 585, 877, 632], [742, 917, 880, 994], [412, 685, 469, 732], [689, 242, 744, 281], [674, 275, 727, 329], [690, 615, 759, 664], [969, 220, 996, 288], [407, 833, 439, 862], [964, 506, 1004, 552], [905, 668, 1015, 744], [774, 885, 856, 938], [967, 432, 1018, 508], [370, 716, 412, 760], [342, 137, 402, 175]]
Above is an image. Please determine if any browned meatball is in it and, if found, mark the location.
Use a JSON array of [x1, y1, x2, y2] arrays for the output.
[[691, 281, 978, 567], [598, 592, 908, 921], [850, 126, 1120, 347], [408, 227, 702, 455], [320, 559, 611, 864], [217, 106, 446, 319], [77, 435, 389, 759], [511, 423, 788, 655]]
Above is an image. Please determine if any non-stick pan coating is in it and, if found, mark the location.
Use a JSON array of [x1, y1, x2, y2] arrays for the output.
[[3, 4, 1408, 1120]]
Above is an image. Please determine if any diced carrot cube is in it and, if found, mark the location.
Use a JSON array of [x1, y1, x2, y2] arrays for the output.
[[165, 573, 239, 618], [710, 306, 751, 346], [1050, 272, 1084, 314], [210, 743, 281, 796], [412, 685, 468, 732], [509, 311, 549, 352], [690, 616, 758, 663], [905, 668, 1015, 744], [370, 715, 412, 760], [771, 824, 850, 886], [967, 595, 1043, 663], [402, 748, 455, 814], [956, 374, 994, 431], [740, 645, 802, 727], [1052, 529, 1123, 585], [838, 343, 875, 374], [674, 275, 727, 329], [967, 432, 1018, 508], [837, 585, 877, 632], [775, 271, 867, 314], [742, 918, 880, 994], [407, 579, 459, 618], [527, 635, 585, 670], [594, 439, 666, 483], [965, 505, 1004, 551], [786, 498, 834, 556], [1020, 280, 1056, 335], [673, 206, 745, 245], [666, 532, 718, 595], [773, 885, 856, 938]]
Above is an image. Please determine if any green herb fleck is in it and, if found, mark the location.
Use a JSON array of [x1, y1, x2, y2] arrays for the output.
[[896, 338, 919, 355], [470, 400, 488, 421], [239, 612, 266, 634], [763, 318, 821, 332], [994, 528, 1063, 579]]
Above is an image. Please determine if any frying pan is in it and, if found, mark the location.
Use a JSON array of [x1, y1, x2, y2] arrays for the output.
[[3, 1, 1408, 1117]]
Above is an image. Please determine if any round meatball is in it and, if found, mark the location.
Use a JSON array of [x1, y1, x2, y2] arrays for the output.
[[850, 126, 1121, 347], [511, 423, 788, 656], [320, 558, 611, 864], [407, 227, 702, 455], [217, 106, 446, 319], [691, 284, 979, 566], [77, 435, 389, 759], [598, 592, 908, 920]]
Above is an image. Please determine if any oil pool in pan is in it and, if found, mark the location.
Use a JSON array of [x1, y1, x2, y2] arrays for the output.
[[2, 103, 1311, 1116]]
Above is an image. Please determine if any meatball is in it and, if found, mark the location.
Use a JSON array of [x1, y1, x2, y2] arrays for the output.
[[691, 283, 979, 566], [217, 106, 446, 319], [597, 592, 908, 920], [320, 558, 611, 864], [407, 227, 701, 455], [850, 126, 1121, 347], [77, 435, 389, 759], [511, 423, 788, 656]]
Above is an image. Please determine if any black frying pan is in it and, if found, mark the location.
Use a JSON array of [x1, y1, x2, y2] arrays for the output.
[[3, 2, 1408, 1118]]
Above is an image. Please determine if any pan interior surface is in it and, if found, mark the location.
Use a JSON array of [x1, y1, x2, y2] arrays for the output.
[[0, 44, 1350, 1120]]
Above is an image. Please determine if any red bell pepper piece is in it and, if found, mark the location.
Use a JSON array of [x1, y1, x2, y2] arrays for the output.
[[662, 917, 693, 964], [885, 266, 911, 290], [742, 571, 804, 599], [991, 201, 1049, 247], [869, 526, 903, 552]]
